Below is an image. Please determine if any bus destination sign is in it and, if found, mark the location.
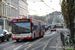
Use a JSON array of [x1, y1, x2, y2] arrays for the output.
[[17, 19, 30, 22], [13, 19, 30, 22]]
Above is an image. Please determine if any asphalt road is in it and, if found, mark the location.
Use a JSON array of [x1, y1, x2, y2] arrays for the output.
[[0, 29, 63, 50]]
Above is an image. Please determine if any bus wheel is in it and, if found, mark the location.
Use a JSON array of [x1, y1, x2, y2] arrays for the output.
[[1, 37, 4, 42], [0, 38, 1, 42], [42, 35, 44, 37], [34, 33, 35, 39], [16, 40, 19, 42], [42, 32, 44, 37], [30, 34, 35, 41], [39, 32, 41, 38]]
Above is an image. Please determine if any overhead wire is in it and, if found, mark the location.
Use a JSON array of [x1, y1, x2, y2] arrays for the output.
[[41, 0, 55, 11]]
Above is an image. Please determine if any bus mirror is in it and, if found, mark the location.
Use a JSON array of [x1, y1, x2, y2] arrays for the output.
[[31, 23, 33, 26], [9, 21, 11, 26]]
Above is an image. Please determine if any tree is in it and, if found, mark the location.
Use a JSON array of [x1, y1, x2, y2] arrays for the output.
[[54, 16, 64, 23], [61, 0, 75, 38]]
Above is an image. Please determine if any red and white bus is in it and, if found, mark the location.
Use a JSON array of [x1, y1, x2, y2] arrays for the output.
[[11, 18, 45, 42]]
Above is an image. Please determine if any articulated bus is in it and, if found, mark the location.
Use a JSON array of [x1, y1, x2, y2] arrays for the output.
[[11, 18, 45, 42]]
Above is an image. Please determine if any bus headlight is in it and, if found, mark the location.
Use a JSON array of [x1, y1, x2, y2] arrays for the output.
[[28, 36, 31, 37], [12, 36, 15, 38], [27, 36, 32, 39]]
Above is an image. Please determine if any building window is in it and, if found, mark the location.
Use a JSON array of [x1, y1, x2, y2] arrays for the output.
[[6, 6, 11, 17], [2, 4, 6, 16], [6, 0, 11, 4], [11, 8, 15, 17], [0, 22, 3, 25]]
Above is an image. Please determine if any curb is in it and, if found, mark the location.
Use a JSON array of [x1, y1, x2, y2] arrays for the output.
[[56, 36, 64, 50]]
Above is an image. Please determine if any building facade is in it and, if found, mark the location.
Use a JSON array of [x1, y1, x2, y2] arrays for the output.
[[0, 0, 19, 32], [19, 0, 28, 18], [45, 11, 64, 24], [0, 0, 28, 32]]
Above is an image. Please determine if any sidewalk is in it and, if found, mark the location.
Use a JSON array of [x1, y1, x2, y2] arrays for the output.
[[56, 36, 64, 50]]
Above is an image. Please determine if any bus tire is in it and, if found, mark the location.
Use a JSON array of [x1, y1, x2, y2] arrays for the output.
[[39, 32, 41, 38], [16, 40, 19, 42], [42, 32, 44, 37], [31, 33, 35, 41], [1, 37, 4, 42], [34, 33, 35, 39], [0, 38, 1, 42]]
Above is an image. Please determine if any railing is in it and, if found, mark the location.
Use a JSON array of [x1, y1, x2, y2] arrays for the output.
[[60, 32, 65, 46]]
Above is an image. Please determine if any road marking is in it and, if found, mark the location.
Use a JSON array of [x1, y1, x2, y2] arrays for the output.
[[31, 39, 49, 50], [31, 42, 46, 50], [4, 47, 10, 50], [11, 44, 16, 47], [13, 45, 23, 50], [31, 44, 44, 50], [24, 38, 45, 50], [42, 37, 54, 50], [13, 42, 29, 50], [24, 44, 33, 50], [0, 41, 15, 46], [12, 38, 44, 50], [3, 42, 29, 50], [31, 37, 54, 50], [45, 30, 50, 34], [44, 32, 56, 37]]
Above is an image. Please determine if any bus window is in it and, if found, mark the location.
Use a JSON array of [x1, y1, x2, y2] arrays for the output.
[[32, 25, 37, 31], [41, 25, 45, 30]]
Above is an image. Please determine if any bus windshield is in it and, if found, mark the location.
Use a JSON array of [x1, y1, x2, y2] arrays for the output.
[[13, 22, 30, 34]]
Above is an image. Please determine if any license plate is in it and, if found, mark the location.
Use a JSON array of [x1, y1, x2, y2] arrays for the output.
[[16, 38, 18, 39], [20, 38, 24, 39]]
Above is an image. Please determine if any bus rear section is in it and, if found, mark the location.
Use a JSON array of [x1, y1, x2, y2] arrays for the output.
[[11, 19, 32, 42], [31, 20, 45, 38], [41, 24, 45, 37]]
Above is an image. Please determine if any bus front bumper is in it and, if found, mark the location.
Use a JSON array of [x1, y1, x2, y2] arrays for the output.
[[12, 37, 32, 40]]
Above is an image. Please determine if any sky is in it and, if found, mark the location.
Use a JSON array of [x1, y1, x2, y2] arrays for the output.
[[27, 0, 61, 16]]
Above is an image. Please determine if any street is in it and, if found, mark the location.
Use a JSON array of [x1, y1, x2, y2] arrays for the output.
[[0, 0, 74, 50], [0, 29, 67, 50]]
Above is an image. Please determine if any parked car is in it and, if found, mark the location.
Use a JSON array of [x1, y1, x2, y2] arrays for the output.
[[8, 32, 12, 38], [0, 30, 10, 42], [3, 30, 12, 38]]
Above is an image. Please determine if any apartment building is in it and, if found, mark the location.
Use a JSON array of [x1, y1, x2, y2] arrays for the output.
[[0, 0, 19, 32], [19, 0, 28, 18], [45, 11, 64, 24], [0, 0, 28, 32]]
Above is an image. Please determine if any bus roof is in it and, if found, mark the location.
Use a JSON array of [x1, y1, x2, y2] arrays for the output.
[[11, 18, 32, 22], [11, 18, 45, 24]]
